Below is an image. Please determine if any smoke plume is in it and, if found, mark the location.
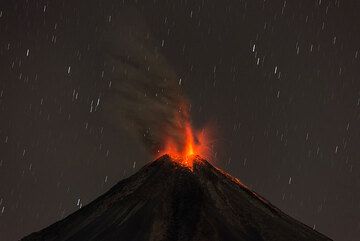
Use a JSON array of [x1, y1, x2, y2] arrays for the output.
[[101, 8, 190, 154]]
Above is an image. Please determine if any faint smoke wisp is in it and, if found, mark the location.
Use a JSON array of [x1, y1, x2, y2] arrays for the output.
[[101, 8, 190, 154]]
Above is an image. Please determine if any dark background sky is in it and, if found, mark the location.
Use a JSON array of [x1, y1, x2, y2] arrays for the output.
[[1, 0, 360, 240]]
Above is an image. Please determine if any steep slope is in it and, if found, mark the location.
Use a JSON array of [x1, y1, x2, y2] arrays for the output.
[[22, 155, 332, 241]]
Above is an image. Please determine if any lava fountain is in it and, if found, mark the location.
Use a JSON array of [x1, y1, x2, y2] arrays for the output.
[[156, 119, 211, 170]]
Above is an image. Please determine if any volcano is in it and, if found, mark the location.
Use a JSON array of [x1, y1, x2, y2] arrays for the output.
[[22, 155, 332, 241]]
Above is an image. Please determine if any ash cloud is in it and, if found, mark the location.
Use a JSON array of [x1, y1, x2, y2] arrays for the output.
[[101, 8, 189, 154]]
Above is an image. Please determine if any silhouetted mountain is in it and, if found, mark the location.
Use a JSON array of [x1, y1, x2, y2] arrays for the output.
[[22, 155, 332, 241]]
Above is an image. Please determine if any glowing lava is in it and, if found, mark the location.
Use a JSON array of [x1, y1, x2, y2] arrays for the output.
[[157, 122, 210, 170]]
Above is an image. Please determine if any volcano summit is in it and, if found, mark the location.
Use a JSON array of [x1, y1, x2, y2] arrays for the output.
[[22, 155, 332, 241]]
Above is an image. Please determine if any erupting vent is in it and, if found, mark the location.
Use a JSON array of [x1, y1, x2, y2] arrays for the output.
[[157, 121, 211, 169]]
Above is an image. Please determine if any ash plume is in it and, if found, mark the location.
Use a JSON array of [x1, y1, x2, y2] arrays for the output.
[[101, 8, 189, 154]]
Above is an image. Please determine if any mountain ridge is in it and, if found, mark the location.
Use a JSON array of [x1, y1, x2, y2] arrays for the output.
[[22, 155, 332, 241]]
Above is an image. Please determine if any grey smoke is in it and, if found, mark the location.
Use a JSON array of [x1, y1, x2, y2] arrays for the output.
[[101, 9, 190, 154]]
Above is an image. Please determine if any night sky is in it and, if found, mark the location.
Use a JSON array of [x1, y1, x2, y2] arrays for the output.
[[1, 0, 360, 240]]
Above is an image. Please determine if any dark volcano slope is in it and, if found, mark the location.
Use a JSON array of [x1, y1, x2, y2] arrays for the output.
[[22, 155, 332, 241]]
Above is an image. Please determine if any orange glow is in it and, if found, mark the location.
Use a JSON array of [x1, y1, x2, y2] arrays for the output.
[[157, 121, 211, 170]]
